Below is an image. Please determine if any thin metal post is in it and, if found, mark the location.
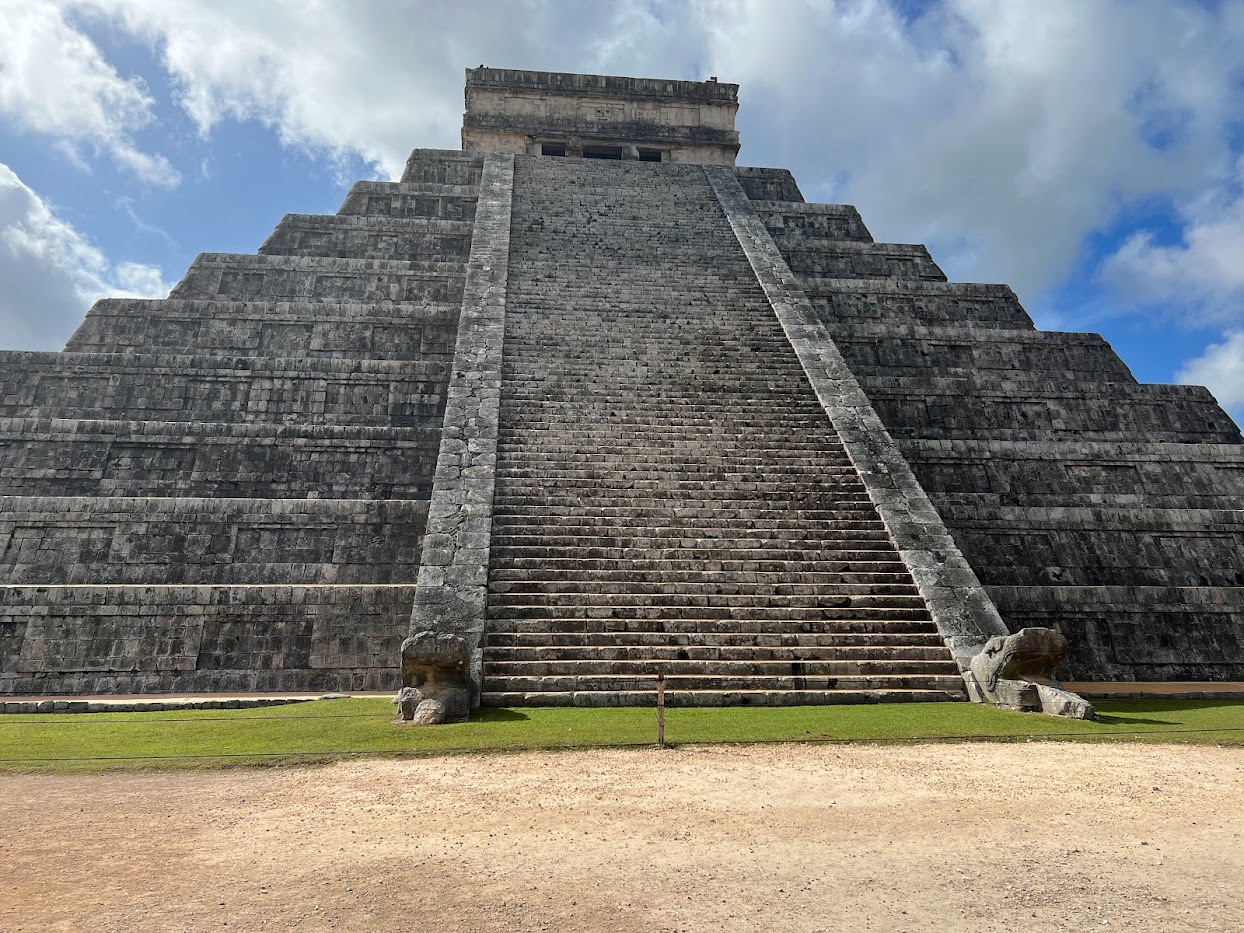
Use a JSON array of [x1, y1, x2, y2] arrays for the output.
[[656, 671, 666, 748]]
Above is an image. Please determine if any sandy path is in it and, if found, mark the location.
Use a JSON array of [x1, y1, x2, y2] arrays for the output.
[[1, 742, 1242, 932]]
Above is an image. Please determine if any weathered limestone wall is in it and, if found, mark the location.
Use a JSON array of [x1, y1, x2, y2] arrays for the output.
[[1, 149, 484, 695], [747, 179, 1244, 680], [733, 169, 805, 203], [67, 299, 461, 361], [0, 496, 425, 585], [988, 585, 1244, 681], [0, 419, 438, 500], [462, 67, 740, 165], [338, 180, 478, 219], [0, 352, 451, 427], [903, 439, 1244, 508], [1, 585, 413, 694]]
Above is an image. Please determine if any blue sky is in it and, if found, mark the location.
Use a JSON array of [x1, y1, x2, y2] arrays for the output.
[[1, 0, 1243, 418]]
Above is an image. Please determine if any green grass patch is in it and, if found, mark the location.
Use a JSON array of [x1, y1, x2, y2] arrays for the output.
[[1, 697, 1242, 774]]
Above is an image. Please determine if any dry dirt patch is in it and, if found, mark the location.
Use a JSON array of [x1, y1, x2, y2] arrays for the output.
[[2, 742, 1242, 932]]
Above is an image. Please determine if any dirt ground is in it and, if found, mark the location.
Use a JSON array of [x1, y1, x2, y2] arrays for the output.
[[1, 742, 1242, 932]]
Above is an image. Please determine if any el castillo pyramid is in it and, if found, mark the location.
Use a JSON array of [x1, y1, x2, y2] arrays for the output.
[[2, 67, 1241, 709]]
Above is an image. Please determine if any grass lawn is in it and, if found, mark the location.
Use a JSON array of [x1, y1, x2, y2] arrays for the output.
[[1, 697, 1242, 774]]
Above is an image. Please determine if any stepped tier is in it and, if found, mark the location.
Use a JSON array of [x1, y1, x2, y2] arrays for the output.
[[399, 148, 484, 186], [782, 241, 946, 280], [939, 505, 1244, 588], [900, 439, 1244, 509], [751, 202, 874, 243], [337, 180, 479, 219], [170, 253, 466, 302], [732, 167, 804, 202], [834, 327, 1135, 381], [804, 278, 1036, 329], [1, 584, 413, 695], [0, 351, 451, 427], [866, 381, 1236, 443], [0, 418, 436, 499], [758, 200, 1244, 680], [66, 298, 461, 359], [259, 214, 474, 261], [988, 585, 1244, 681], [0, 496, 423, 585]]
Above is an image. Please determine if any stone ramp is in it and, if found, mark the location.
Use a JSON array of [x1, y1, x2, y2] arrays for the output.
[[481, 156, 966, 706]]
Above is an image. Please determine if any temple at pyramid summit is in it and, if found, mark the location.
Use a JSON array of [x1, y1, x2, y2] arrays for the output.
[[2, 67, 1242, 714]]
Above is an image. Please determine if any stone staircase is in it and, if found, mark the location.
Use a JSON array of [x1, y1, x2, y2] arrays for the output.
[[480, 156, 965, 706]]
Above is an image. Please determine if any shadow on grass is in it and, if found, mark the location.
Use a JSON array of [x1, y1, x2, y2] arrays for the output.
[[472, 708, 531, 723], [1094, 714, 1181, 726], [1096, 698, 1244, 713], [1092, 697, 1244, 727]]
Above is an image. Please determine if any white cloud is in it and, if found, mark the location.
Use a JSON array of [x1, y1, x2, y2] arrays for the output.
[[0, 0, 179, 185], [73, 0, 710, 180], [4, 0, 1242, 341], [702, 0, 1244, 303], [1100, 155, 1244, 324], [1177, 331, 1244, 418], [33, 0, 1239, 309], [0, 162, 172, 350]]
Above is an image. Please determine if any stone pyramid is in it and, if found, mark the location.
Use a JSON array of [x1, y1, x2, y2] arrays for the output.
[[3, 67, 1241, 707]]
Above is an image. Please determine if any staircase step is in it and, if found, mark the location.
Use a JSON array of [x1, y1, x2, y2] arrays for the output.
[[483, 631, 947, 648], [494, 490, 873, 506], [489, 594, 927, 612], [490, 557, 911, 573], [483, 674, 966, 692], [484, 659, 959, 676], [491, 535, 895, 551], [483, 643, 952, 660], [491, 516, 887, 531], [480, 688, 965, 707], [488, 605, 933, 622], [490, 544, 900, 560], [489, 569, 914, 584], [489, 581, 920, 597]]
